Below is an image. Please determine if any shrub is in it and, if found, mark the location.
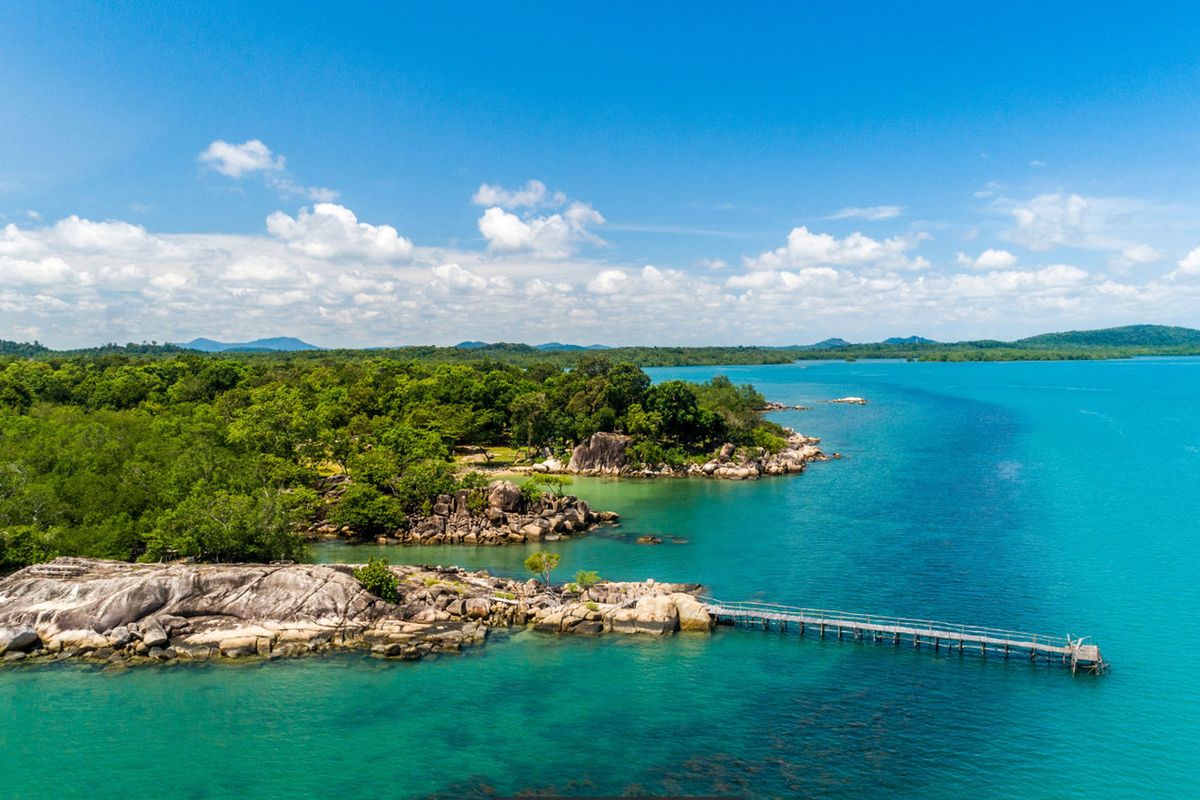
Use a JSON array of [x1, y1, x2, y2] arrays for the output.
[[518, 480, 544, 506], [353, 557, 399, 602], [751, 426, 788, 453], [328, 484, 407, 538], [573, 569, 601, 588]]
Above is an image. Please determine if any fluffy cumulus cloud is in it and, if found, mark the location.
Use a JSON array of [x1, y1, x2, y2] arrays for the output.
[[471, 180, 565, 209], [474, 180, 605, 258], [200, 139, 336, 201], [7, 188, 1200, 348], [477, 201, 604, 259], [956, 248, 1017, 270], [200, 139, 284, 177], [745, 226, 929, 271], [266, 203, 412, 261]]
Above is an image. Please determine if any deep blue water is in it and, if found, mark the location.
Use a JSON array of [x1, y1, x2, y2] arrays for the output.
[[2, 358, 1197, 798]]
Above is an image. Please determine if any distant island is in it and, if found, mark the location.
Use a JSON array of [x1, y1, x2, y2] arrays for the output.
[[4, 324, 1200, 365]]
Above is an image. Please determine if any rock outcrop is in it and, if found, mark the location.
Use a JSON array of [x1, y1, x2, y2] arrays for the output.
[[559, 430, 829, 480], [0, 557, 711, 667], [567, 432, 631, 475], [309, 481, 619, 545]]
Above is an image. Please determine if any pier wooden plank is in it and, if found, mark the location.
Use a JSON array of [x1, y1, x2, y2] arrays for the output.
[[700, 599, 1104, 673]]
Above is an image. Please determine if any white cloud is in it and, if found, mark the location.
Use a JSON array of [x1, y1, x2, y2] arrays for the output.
[[221, 255, 296, 283], [149, 273, 189, 290], [477, 201, 604, 258], [745, 226, 927, 271], [2, 201, 1199, 349], [974, 180, 1006, 199], [472, 180, 565, 209], [53, 216, 159, 254], [1120, 244, 1161, 264], [431, 263, 487, 293], [587, 269, 631, 294], [266, 203, 413, 261], [0, 256, 77, 286], [955, 248, 1017, 270], [1006, 193, 1163, 259], [199, 139, 337, 201], [826, 205, 905, 221], [1175, 246, 1200, 276], [200, 139, 284, 178]]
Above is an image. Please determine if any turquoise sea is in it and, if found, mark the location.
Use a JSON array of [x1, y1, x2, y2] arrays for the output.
[[3, 359, 1198, 798]]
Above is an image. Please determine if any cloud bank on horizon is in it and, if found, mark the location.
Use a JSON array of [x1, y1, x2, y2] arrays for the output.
[[3, 4, 1200, 348]]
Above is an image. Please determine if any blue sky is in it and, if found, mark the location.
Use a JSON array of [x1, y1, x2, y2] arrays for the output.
[[4, 2, 1200, 347]]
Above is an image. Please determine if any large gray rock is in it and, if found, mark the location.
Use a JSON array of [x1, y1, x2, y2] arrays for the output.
[[487, 481, 523, 512], [633, 594, 680, 635], [0, 558, 390, 659], [568, 432, 631, 475], [3, 629, 40, 654]]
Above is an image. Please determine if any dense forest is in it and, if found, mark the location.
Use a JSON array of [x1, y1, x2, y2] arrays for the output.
[[0, 352, 781, 571]]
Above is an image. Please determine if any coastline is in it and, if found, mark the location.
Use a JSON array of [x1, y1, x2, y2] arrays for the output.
[[0, 557, 712, 668]]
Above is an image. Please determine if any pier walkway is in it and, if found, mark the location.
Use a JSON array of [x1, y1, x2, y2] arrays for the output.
[[700, 598, 1106, 674]]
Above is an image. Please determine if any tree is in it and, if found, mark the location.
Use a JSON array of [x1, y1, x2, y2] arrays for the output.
[[327, 484, 407, 537], [509, 391, 551, 454], [523, 474, 573, 498], [144, 488, 308, 563], [524, 550, 561, 589]]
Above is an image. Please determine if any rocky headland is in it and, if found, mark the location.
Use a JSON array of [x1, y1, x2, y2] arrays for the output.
[[309, 480, 619, 545], [555, 430, 831, 480], [0, 557, 712, 668]]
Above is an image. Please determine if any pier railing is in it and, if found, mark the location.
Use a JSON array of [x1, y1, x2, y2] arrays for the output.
[[698, 597, 1105, 674]]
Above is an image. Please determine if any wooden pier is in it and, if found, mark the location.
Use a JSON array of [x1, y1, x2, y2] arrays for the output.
[[701, 598, 1106, 675]]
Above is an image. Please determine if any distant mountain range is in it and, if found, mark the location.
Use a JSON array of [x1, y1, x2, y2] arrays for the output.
[[798, 335, 937, 349], [7, 325, 1200, 359], [455, 341, 611, 351], [182, 337, 320, 352]]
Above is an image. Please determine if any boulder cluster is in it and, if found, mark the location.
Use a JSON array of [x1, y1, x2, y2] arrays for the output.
[[561, 430, 829, 480], [0, 557, 712, 668], [309, 480, 619, 545]]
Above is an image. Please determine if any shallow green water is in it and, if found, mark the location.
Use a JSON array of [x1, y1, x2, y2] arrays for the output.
[[3, 359, 1198, 798]]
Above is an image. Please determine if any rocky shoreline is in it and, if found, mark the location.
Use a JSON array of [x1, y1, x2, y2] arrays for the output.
[[547, 430, 832, 480], [0, 557, 712, 668], [309, 480, 619, 545]]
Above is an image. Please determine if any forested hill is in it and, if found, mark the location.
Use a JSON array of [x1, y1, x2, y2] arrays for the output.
[[0, 352, 785, 570], [1014, 325, 1200, 348]]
